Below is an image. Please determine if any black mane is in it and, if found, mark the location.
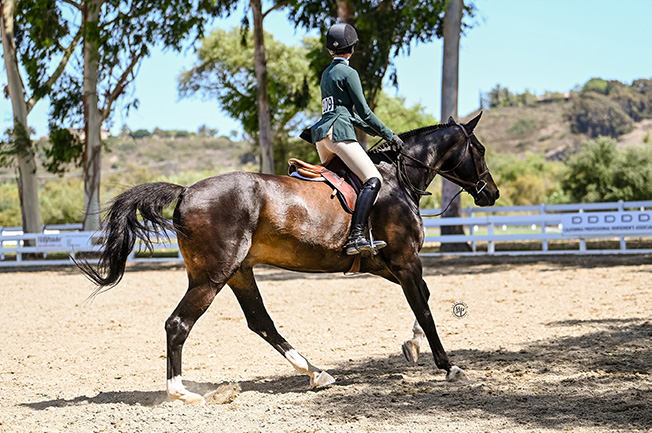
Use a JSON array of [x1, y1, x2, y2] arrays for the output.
[[368, 121, 454, 155]]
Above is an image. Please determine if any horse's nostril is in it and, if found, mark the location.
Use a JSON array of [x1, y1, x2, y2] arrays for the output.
[[495, 189, 500, 200]]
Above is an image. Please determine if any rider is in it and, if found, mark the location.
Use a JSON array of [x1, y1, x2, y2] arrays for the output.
[[310, 22, 404, 255]]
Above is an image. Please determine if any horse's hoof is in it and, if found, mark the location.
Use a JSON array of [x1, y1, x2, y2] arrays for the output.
[[311, 370, 335, 388], [171, 391, 206, 405], [401, 340, 420, 366], [446, 365, 468, 382], [184, 393, 206, 405]]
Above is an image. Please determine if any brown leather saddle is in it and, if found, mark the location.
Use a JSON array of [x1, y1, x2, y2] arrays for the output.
[[288, 156, 362, 213]]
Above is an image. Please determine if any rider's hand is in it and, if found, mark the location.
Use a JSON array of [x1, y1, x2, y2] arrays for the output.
[[391, 133, 405, 151]]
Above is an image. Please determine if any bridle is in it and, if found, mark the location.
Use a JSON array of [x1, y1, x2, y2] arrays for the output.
[[397, 122, 489, 200]]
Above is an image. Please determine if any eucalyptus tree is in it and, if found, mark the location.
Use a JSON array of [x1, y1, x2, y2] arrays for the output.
[[43, 0, 237, 231], [179, 28, 318, 174], [439, 0, 469, 251], [1, 0, 80, 234]]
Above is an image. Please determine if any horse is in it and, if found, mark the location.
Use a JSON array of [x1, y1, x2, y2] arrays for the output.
[[77, 113, 499, 405]]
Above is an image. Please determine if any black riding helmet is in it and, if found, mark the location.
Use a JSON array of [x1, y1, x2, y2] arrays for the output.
[[326, 23, 359, 54]]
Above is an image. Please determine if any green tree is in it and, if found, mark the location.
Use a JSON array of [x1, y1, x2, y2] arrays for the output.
[[373, 93, 436, 134], [1, 0, 81, 234], [179, 28, 319, 173], [582, 77, 610, 95], [41, 0, 237, 230], [561, 137, 652, 202], [286, 0, 463, 113]]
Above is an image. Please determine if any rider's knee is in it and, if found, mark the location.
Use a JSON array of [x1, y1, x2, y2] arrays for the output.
[[364, 176, 382, 189]]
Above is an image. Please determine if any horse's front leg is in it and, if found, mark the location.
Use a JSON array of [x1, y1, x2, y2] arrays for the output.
[[166, 281, 221, 404], [392, 260, 467, 382]]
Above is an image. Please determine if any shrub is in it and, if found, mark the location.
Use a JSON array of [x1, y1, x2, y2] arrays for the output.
[[582, 78, 610, 95], [566, 92, 633, 138], [508, 118, 540, 136], [130, 129, 151, 139], [488, 153, 565, 206], [40, 178, 85, 225], [561, 137, 652, 202]]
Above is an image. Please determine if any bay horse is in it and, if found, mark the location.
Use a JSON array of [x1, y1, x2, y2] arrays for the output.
[[77, 113, 499, 404]]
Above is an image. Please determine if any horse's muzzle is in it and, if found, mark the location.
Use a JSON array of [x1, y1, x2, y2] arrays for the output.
[[473, 181, 499, 207]]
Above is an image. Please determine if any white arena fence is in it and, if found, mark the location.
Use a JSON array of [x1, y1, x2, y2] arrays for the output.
[[1, 200, 651, 267]]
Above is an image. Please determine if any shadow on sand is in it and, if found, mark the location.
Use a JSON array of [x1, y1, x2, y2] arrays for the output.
[[22, 317, 650, 430]]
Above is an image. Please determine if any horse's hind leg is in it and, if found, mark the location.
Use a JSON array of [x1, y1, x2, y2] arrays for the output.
[[165, 277, 222, 404], [228, 267, 335, 388]]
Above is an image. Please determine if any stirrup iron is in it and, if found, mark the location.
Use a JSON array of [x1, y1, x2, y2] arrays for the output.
[[368, 227, 386, 255]]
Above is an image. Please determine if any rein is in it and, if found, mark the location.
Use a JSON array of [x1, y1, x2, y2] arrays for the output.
[[389, 122, 488, 216]]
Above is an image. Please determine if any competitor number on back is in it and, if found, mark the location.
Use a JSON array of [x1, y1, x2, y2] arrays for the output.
[[322, 96, 334, 114]]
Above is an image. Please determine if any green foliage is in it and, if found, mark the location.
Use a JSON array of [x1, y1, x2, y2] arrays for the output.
[[373, 93, 437, 134], [561, 137, 652, 202], [566, 92, 633, 138], [582, 78, 610, 95], [484, 85, 540, 108], [42, 127, 83, 174], [286, 0, 465, 106], [0, 183, 22, 227], [485, 84, 517, 108], [39, 178, 85, 224], [508, 118, 540, 136], [179, 28, 320, 147], [130, 129, 151, 139], [489, 152, 565, 206]]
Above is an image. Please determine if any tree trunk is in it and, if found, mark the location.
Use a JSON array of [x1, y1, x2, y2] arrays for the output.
[[82, 0, 103, 231], [1, 0, 43, 235], [440, 0, 470, 252], [250, 0, 274, 174]]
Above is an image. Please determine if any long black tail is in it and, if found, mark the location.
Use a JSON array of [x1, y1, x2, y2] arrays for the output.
[[76, 182, 186, 293]]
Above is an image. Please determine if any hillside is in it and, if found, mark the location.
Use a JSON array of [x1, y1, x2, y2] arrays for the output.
[[462, 103, 652, 161], [2, 97, 651, 183]]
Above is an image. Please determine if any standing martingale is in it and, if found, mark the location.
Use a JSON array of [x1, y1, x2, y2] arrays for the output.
[[76, 113, 499, 404]]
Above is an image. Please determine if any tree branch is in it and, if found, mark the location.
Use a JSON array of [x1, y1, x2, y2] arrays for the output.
[[60, 0, 82, 10], [262, 0, 289, 19], [100, 49, 145, 122], [26, 27, 82, 114]]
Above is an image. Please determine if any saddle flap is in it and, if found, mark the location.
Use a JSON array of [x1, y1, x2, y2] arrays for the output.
[[288, 157, 360, 213]]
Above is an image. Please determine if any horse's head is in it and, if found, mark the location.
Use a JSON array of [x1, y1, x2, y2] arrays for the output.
[[436, 112, 499, 207]]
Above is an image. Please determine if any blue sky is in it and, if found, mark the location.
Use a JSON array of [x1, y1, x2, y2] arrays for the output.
[[2, 0, 652, 138]]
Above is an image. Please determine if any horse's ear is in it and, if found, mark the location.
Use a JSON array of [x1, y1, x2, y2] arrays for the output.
[[448, 116, 456, 124], [464, 111, 483, 133]]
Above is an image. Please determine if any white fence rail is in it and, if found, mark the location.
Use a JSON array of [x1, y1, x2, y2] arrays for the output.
[[1, 200, 651, 267], [422, 200, 652, 256]]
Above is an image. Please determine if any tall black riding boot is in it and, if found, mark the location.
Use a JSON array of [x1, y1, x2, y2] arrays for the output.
[[343, 177, 387, 255]]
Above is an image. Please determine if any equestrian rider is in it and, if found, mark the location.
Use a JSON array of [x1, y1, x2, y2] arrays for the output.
[[310, 23, 405, 256]]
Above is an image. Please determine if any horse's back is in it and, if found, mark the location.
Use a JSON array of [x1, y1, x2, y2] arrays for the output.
[[175, 171, 354, 273]]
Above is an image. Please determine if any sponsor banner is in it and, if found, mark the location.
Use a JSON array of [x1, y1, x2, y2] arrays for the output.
[[562, 211, 652, 236], [36, 233, 92, 249]]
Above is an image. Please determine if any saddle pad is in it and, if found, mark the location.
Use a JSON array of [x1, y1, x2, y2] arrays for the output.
[[288, 158, 359, 213]]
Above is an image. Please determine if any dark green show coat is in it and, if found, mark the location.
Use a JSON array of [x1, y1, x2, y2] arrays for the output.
[[310, 59, 393, 144]]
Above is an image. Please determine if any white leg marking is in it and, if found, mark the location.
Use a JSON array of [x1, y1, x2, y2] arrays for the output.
[[167, 375, 205, 405], [284, 349, 335, 388], [285, 349, 310, 374], [446, 365, 468, 382], [402, 320, 425, 365]]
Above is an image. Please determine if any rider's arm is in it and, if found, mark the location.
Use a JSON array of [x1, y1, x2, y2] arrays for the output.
[[345, 69, 394, 141]]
